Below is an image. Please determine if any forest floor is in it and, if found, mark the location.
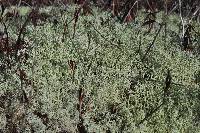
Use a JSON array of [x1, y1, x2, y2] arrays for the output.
[[1, 5, 200, 133]]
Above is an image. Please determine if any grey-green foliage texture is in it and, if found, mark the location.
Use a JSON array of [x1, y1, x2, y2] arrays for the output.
[[1, 5, 200, 132]]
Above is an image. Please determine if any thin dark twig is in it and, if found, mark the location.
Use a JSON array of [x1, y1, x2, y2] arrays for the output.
[[141, 24, 163, 62], [15, 14, 30, 60], [163, 69, 172, 103], [2, 22, 9, 51], [136, 102, 164, 126], [89, 22, 122, 50], [136, 69, 172, 126], [146, 78, 196, 89], [0, 2, 5, 19]]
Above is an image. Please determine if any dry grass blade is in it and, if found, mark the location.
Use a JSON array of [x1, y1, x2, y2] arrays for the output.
[[123, 0, 139, 23]]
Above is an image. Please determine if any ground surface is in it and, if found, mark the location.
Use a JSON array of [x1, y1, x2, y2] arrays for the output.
[[1, 5, 200, 133]]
